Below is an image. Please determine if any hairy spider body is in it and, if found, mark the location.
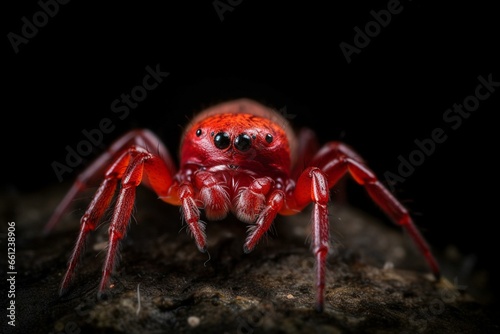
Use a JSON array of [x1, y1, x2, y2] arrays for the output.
[[46, 98, 440, 312]]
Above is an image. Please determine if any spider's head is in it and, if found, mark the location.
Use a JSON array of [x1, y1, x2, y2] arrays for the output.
[[180, 99, 295, 175]]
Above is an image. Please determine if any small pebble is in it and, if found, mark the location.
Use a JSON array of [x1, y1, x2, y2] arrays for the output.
[[187, 316, 201, 327], [383, 261, 394, 270]]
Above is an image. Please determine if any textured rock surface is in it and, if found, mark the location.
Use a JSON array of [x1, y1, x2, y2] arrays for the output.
[[1, 184, 498, 334]]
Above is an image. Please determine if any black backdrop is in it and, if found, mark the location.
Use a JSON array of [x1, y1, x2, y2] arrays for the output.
[[4, 1, 499, 311]]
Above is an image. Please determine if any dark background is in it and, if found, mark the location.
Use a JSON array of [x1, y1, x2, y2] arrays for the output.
[[3, 0, 499, 315]]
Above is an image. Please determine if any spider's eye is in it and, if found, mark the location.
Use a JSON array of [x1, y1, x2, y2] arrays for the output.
[[234, 133, 252, 152], [265, 134, 273, 143], [214, 132, 231, 149], [196, 129, 202, 137]]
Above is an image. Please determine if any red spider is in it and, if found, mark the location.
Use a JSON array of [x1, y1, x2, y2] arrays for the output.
[[46, 98, 440, 312]]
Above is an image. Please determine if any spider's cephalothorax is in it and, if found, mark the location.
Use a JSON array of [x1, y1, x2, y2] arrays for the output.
[[171, 103, 296, 225], [46, 98, 440, 312]]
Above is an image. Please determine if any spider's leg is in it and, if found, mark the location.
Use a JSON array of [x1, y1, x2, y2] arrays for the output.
[[178, 183, 207, 252], [232, 176, 271, 221], [284, 140, 441, 312], [285, 167, 330, 312], [60, 145, 176, 297], [310, 142, 441, 277], [45, 129, 176, 234], [242, 189, 285, 253], [59, 150, 126, 295], [97, 148, 174, 297]]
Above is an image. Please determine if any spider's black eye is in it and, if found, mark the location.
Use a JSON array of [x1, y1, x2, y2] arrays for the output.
[[214, 132, 231, 149], [265, 134, 273, 143], [234, 133, 252, 152], [196, 129, 202, 137]]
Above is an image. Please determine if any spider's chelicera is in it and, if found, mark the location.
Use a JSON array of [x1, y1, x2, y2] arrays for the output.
[[46, 98, 440, 312]]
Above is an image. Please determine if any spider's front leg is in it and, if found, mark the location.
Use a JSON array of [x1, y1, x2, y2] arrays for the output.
[[288, 141, 441, 311], [54, 130, 177, 297], [177, 182, 207, 253], [45, 129, 176, 234], [95, 148, 175, 297], [287, 167, 331, 312]]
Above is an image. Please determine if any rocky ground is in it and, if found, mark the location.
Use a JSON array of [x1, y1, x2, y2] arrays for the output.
[[1, 184, 498, 334]]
